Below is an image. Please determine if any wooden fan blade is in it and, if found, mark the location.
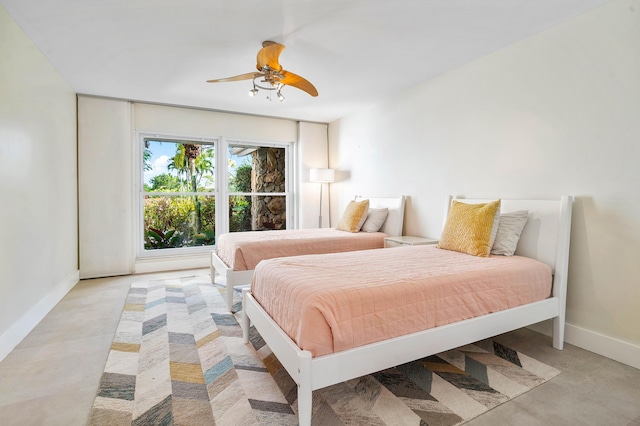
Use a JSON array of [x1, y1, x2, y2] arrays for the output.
[[280, 70, 318, 97], [256, 41, 285, 71], [206, 72, 259, 83]]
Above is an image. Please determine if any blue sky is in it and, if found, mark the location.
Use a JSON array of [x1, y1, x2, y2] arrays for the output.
[[143, 140, 250, 187], [143, 141, 176, 185]]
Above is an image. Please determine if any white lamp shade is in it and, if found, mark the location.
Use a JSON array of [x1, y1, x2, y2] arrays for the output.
[[310, 168, 335, 183]]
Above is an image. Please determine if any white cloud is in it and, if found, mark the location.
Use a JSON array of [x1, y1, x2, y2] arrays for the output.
[[144, 155, 171, 184]]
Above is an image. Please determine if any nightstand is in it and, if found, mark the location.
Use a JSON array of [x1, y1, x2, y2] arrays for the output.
[[384, 235, 439, 248]]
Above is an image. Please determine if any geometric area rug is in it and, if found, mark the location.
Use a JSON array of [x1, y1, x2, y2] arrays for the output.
[[88, 274, 560, 426]]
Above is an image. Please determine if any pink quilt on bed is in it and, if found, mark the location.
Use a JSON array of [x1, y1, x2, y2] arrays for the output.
[[251, 245, 552, 357], [216, 228, 386, 271]]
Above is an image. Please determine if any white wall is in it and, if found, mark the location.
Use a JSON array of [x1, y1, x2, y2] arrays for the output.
[[329, 0, 640, 366], [133, 103, 299, 142], [78, 99, 326, 276], [0, 5, 78, 359], [298, 122, 331, 228]]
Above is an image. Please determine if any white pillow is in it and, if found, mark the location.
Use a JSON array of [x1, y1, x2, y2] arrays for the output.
[[491, 210, 529, 256], [360, 208, 389, 232]]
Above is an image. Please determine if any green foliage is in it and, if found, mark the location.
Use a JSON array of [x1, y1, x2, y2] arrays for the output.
[[191, 230, 215, 246], [231, 164, 252, 192], [143, 196, 216, 249], [144, 196, 192, 231], [194, 148, 215, 189], [228, 164, 253, 232], [199, 196, 216, 231], [168, 144, 188, 184], [143, 147, 153, 171], [144, 227, 184, 249], [229, 195, 252, 232], [148, 173, 181, 191], [167, 144, 215, 191]]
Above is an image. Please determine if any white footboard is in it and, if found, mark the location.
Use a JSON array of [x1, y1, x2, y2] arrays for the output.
[[211, 252, 254, 311], [243, 288, 563, 426]]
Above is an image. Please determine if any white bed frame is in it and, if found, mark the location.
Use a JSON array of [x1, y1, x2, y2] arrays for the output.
[[211, 196, 407, 311], [241, 195, 573, 426]]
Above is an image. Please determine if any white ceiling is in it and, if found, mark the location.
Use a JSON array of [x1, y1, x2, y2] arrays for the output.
[[2, 0, 607, 123]]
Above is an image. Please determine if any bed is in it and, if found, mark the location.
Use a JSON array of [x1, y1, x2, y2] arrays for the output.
[[241, 195, 573, 426], [211, 196, 406, 311]]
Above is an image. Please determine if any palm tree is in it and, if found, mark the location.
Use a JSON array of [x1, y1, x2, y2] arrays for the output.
[[168, 143, 214, 234]]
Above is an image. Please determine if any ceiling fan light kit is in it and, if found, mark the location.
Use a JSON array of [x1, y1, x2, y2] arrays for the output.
[[207, 41, 318, 103], [249, 68, 286, 102]]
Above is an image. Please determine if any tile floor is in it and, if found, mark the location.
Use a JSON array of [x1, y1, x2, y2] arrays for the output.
[[0, 268, 639, 426]]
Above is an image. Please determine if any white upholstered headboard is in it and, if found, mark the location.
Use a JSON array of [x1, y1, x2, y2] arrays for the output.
[[355, 196, 406, 237]]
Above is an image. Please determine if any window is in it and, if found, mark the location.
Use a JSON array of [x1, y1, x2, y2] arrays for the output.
[[227, 142, 289, 233], [138, 134, 292, 257], [141, 137, 217, 255]]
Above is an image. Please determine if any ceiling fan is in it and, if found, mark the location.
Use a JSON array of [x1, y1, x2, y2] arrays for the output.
[[206, 41, 318, 101]]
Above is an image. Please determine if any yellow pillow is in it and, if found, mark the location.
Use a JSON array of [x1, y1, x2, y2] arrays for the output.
[[437, 199, 501, 257], [336, 199, 370, 232]]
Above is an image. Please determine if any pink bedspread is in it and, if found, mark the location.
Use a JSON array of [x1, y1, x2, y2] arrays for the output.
[[251, 245, 552, 357], [216, 228, 386, 271]]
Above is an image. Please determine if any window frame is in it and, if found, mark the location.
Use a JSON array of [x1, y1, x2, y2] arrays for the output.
[[136, 132, 219, 258], [221, 138, 293, 235], [135, 132, 294, 259]]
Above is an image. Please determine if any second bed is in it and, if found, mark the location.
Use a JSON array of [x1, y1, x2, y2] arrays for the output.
[[211, 196, 406, 311], [242, 195, 573, 425]]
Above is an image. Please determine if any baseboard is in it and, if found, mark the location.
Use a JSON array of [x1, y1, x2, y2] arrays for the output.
[[0, 270, 80, 363], [134, 254, 209, 275], [528, 321, 640, 370]]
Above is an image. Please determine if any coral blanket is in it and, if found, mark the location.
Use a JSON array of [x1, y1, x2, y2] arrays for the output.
[[216, 228, 386, 271], [251, 245, 552, 357]]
